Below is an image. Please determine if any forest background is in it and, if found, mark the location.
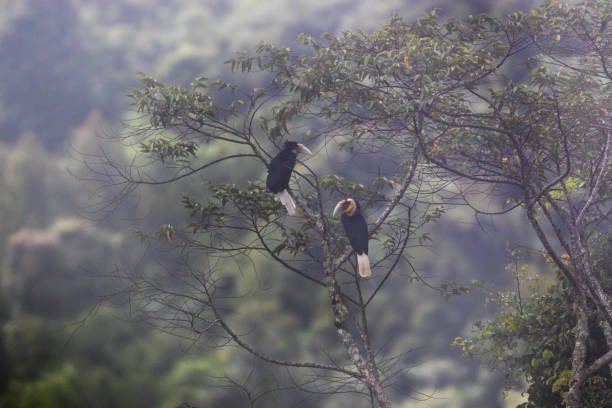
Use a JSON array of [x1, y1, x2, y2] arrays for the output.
[[0, 1, 596, 407]]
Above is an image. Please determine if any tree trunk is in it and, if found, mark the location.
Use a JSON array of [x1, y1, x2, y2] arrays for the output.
[[567, 292, 589, 408], [600, 320, 612, 376], [324, 259, 392, 408]]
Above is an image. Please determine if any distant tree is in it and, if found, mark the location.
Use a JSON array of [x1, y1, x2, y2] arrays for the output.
[[93, 67, 438, 405], [90, 19, 445, 408], [92, 1, 610, 407], [4, 218, 122, 318]]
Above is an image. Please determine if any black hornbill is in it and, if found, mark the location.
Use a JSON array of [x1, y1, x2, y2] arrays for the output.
[[266, 141, 312, 215], [333, 198, 371, 277]]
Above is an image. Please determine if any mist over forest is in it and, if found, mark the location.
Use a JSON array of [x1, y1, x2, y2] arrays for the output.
[[0, 1, 609, 407]]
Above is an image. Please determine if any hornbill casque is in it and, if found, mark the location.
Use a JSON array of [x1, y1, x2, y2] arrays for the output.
[[266, 141, 312, 215], [333, 198, 371, 277]]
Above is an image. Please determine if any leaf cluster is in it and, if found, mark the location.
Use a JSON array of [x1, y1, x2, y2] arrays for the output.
[[455, 257, 612, 407]]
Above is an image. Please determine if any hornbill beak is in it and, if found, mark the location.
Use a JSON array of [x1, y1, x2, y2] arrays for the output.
[[333, 199, 347, 218], [296, 143, 312, 155]]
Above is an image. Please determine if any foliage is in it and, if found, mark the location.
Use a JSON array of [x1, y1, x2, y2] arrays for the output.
[[0, 312, 183, 408], [0, 135, 189, 408], [455, 233, 612, 407], [1, 363, 86, 408], [4, 218, 122, 318]]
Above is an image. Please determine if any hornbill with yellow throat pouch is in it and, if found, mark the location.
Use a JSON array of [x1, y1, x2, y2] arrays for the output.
[[333, 198, 371, 277], [266, 141, 312, 215]]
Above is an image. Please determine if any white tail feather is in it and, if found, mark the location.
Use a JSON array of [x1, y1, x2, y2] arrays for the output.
[[278, 189, 296, 215], [357, 253, 371, 277]]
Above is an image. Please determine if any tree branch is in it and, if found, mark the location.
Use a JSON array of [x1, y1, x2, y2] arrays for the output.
[[576, 131, 610, 226]]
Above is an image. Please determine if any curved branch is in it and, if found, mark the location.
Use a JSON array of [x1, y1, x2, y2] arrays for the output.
[[365, 212, 411, 308], [204, 282, 361, 378], [119, 154, 259, 185], [251, 219, 360, 306]]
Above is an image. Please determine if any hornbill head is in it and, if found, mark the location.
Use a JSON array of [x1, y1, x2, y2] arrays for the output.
[[284, 141, 312, 155], [333, 198, 358, 217]]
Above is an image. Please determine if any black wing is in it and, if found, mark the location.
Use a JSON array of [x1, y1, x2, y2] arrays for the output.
[[342, 213, 368, 255], [266, 153, 296, 193], [266, 156, 282, 192]]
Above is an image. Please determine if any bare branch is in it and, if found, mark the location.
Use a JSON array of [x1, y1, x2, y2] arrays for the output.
[[576, 131, 611, 226]]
